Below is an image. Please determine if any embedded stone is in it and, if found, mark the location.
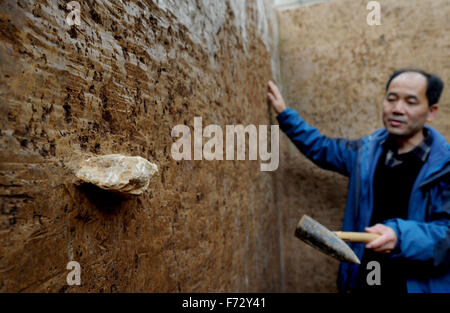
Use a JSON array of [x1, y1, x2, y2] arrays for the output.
[[75, 154, 158, 195]]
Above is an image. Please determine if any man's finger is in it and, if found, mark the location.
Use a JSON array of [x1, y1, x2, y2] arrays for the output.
[[267, 81, 276, 97], [371, 241, 389, 251], [372, 242, 393, 253], [267, 93, 276, 104], [366, 236, 388, 249], [365, 225, 384, 233], [268, 81, 281, 99]]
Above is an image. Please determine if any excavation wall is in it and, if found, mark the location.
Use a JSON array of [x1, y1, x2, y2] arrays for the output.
[[0, 0, 282, 292]]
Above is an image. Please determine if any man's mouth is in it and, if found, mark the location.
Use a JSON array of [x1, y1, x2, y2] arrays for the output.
[[388, 118, 407, 127]]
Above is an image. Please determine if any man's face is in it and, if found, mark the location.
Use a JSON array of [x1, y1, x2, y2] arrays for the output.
[[382, 72, 437, 138]]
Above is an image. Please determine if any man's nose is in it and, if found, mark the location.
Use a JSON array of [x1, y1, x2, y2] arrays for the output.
[[392, 101, 406, 114]]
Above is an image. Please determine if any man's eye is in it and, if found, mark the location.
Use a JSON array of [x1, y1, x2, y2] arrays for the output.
[[387, 98, 396, 102]]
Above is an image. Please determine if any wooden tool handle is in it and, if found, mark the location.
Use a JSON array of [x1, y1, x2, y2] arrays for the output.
[[334, 232, 380, 243]]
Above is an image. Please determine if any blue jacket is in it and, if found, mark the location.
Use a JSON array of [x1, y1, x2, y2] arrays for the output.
[[277, 107, 450, 293]]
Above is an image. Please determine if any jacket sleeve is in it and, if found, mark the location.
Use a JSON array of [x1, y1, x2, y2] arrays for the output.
[[277, 107, 361, 177], [383, 180, 450, 271]]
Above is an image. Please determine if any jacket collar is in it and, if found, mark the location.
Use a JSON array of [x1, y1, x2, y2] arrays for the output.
[[380, 128, 433, 167], [419, 164, 450, 188], [371, 126, 450, 187]]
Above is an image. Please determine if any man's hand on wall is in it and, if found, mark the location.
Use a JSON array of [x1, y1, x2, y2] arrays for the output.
[[364, 224, 398, 254], [267, 81, 287, 114]]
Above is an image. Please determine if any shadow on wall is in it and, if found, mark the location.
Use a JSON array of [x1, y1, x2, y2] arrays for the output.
[[76, 184, 128, 214]]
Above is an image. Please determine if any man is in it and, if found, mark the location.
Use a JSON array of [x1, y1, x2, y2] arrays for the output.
[[267, 69, 449, 293]]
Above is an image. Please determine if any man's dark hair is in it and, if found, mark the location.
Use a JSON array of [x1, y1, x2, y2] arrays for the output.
[[385, 69, 444, 107]]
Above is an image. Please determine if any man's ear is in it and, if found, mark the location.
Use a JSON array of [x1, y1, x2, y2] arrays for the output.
[[426, 104, 439, 123]]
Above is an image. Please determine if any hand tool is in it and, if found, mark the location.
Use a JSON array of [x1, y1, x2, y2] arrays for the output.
[[295, 215, 380, 264]]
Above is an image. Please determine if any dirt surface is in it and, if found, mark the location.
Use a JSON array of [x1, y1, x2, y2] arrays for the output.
[[277, 0, 449, 292], [0, 0, 282, 292]]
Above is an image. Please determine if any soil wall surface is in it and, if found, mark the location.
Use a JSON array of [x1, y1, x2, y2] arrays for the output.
[[0, 0, 282, 292]]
